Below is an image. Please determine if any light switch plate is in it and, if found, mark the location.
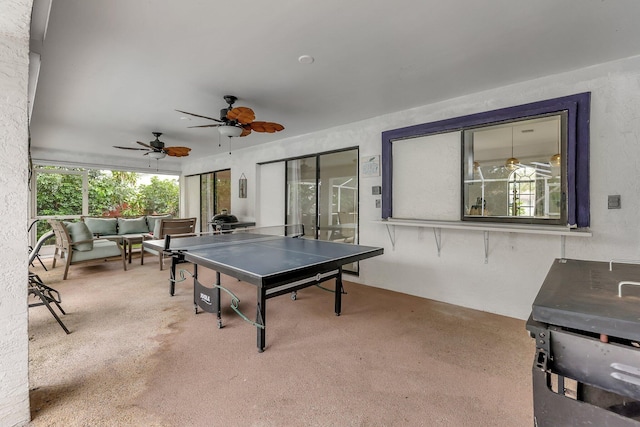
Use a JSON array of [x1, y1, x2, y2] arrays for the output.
[[608, 195, 621, 209]]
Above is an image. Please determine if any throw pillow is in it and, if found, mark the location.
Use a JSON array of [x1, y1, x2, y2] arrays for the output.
[[146, 214, 172, 234], [153, 218, 164, 238], [83, 217, 118, 236], [117, 217, 149, 235], [65, 222, 94, 251]]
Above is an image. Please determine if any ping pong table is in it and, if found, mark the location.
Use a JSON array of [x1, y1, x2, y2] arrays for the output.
[[143, 229, 384, 352]]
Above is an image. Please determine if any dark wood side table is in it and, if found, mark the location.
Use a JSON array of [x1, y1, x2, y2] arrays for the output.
[[123, 235, 144, 264]]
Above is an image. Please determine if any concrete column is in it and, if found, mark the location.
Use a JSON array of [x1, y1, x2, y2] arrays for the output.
[[0, 0, 35, 425]]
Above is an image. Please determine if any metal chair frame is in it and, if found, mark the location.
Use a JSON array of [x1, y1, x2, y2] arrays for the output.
[[29, 272, 70, 334]]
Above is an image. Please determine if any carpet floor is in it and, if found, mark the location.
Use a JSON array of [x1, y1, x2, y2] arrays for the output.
[[28, 255, 534, 426]]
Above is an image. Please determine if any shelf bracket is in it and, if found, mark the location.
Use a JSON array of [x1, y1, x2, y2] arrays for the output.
[[433, 228, 442, 256], [385, 224, 396, 251], [618, 281, 640, 297], [483, 231, 489, 264]]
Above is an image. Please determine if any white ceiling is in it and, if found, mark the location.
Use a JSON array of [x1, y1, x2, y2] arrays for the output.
[[29, 0, 640, 171]]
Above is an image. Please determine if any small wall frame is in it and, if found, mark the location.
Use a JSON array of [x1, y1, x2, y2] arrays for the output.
[[239, 173, 247, 198]]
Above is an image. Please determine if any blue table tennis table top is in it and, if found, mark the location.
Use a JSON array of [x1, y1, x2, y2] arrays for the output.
[[144, 233, 384, 287], [144, 232, 384, 351]]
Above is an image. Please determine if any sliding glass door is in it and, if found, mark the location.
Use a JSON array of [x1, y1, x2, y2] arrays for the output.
[[319, 150, 358, 245], [200, 169, 231, 232], [286, 148, 359, 273], [286, 156, 317, 237]]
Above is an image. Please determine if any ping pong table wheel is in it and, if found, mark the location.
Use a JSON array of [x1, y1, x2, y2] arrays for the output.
[[291, 291, 297, 301], [217, 319, 223, 329]]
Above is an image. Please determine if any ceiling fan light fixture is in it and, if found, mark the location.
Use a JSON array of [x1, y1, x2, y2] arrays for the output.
[[504, 126, 519, 171], [148, 151, 166, 160], [218, 125, 243, 138], [550, 118, 562, 167]]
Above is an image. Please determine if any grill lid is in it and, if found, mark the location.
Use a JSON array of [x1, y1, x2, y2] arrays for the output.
[[532, 259, 640, 341], [211, 213, 238, 223]]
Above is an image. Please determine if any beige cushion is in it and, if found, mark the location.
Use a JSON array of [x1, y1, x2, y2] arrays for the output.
[[65, 222, 94, 251]]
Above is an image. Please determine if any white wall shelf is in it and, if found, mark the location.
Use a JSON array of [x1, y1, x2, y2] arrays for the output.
[[373, 218, 592, 263]]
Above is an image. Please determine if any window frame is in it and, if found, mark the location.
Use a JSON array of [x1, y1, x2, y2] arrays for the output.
[[32, 167, 89, 220], [381, 92, 590, 227], [198, 168, 231, 232], [461, 112, 567, 225]]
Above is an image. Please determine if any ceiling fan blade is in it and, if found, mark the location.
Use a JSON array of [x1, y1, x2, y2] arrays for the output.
[[226, 106, 255, 124], [164, 146, 191, 157], [137, 141, 154, 149], [187, 124, 221, 129], [113, 145, 150, 151], [176, 109, 223, 123], [249, 121, 285, 133], [239, 126, 252, 137]]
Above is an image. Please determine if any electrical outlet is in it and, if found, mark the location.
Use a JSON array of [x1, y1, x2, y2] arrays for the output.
[[372, 186, 381, 195]]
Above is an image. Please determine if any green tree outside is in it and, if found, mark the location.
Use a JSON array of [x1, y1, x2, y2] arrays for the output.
[[36, 171, 83, 216], [34, 167, 179, 238], [135, 176, 180, 215], [88, 170, 139, 216]]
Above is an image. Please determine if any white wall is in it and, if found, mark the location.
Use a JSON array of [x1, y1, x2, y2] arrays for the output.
[[0, 1, 33, 425], [182, 174, 201, 229], [184, 55, 640, 320], [256, 162, 285, 226]]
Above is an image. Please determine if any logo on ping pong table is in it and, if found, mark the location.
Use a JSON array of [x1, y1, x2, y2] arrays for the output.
[[200, 292, 212, 305]]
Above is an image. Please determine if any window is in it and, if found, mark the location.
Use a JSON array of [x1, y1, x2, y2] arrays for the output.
[[34, 168, 87, 219], [508, 166, 536, 217], [31, 166, 179, 240], [462, 113, 566, 224], [381, 93, 590, 227]]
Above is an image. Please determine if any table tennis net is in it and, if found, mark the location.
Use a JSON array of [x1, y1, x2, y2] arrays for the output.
[[230, 224, 304, 238], [162, 224, 305, 251]]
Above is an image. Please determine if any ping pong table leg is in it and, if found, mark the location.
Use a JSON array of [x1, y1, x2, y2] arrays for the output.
[[170, 255, 178, 296], [335, 267, 343, 316], [193, 264, 198, 313], [215, 272, 222, 328], [257, 286, 267, 352]]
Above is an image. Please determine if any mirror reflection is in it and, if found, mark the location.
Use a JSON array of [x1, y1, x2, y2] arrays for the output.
[[463, 112, 566, 224]]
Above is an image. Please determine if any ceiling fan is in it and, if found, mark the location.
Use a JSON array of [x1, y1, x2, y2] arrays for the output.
[[113, 132, 191, 159], [176, 95, 284, 138]]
